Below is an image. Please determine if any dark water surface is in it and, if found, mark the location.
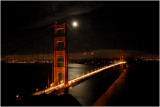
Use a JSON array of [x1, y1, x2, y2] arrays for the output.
[[1, 59, 159, 106], [68, 66, 122, 105]]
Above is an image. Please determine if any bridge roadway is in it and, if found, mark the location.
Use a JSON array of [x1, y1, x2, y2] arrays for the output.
[[33, 61, 126, 96]]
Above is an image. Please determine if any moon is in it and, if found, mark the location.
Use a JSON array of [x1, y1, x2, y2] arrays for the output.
[[72, 21, 78, 27]]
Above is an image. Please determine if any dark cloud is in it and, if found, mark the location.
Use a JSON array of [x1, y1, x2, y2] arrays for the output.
[[26, 2, 103, 28], [2, 1, 159, 57]]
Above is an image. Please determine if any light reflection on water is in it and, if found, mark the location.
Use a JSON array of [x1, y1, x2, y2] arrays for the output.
[[68, 63, 90, 80], [68, 63, 122, 106], [68, 63, 93, 105]]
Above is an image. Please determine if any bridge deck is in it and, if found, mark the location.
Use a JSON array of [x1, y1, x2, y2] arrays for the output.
[[33, 61, 126, 96]]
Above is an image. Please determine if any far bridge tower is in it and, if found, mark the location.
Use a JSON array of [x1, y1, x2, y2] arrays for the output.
[[120, 49, 124, 70]]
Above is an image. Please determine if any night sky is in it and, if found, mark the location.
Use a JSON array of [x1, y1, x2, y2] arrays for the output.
[[2, 1, 159, 57]]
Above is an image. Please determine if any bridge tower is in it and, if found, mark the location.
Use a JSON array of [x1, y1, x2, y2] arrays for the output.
[[120, 49, 123, 62], [53, 22, 68, 86], [120, 49, 124, 70]]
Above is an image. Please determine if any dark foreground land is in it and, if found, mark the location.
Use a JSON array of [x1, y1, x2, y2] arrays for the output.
[[1, 59, 159, 106], [114, 59, 159, 106]]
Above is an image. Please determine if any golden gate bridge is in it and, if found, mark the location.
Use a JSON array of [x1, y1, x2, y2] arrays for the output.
[[2, 22, 127, 97]]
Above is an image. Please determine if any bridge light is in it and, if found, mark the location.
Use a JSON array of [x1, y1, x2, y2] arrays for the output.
[[69, 87, 72, 89], [36, 89, 39, 92], [50, 83, 54, 87], [91, 52, 94, 55], [83, 52, 87, 55]]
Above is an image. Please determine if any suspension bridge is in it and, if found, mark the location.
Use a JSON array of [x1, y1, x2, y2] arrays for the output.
[[2, 22, 127, 97]]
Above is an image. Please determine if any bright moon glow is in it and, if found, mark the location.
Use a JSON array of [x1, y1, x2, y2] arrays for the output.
[[72, 21, 78, 27]]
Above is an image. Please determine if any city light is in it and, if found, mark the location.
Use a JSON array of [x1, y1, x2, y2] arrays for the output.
[[16, 94, 21, 100], [16, 94, 19, 98]]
